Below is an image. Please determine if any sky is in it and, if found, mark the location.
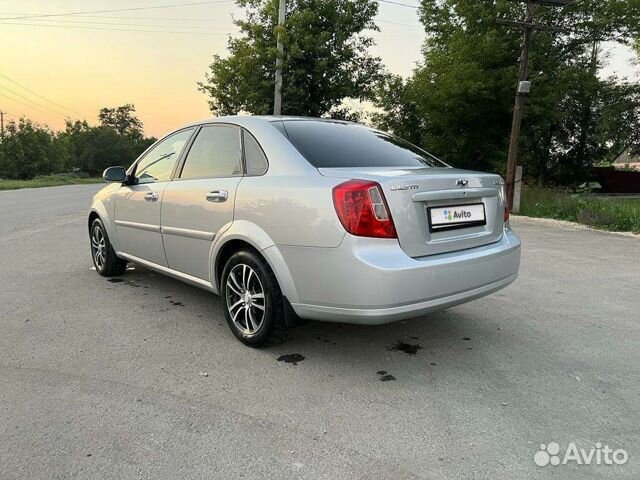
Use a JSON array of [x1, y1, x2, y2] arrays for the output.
[[0, 0, 637, 138]]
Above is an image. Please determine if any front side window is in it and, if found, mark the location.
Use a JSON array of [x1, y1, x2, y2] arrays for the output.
[[180, 125, 242, 180], [243, 130, 268, 176], [136, 128, 193, 184]]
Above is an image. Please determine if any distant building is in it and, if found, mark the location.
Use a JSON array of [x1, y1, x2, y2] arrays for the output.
[[613, 148, 640, 171]]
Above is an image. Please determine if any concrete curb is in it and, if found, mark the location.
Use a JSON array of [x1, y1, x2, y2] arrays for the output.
[[511, 215, 640, 239]]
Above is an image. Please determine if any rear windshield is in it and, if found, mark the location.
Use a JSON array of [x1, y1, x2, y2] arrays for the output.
[[274, 119, 447, 168]]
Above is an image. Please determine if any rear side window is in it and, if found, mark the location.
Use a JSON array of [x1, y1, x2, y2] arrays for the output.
[[279, 120, 447, 169], [243, 130, 268, 176], [180, 125, 242, 179]]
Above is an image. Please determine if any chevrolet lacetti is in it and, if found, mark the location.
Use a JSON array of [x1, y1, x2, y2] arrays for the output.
[[89, 116, 521, 346]]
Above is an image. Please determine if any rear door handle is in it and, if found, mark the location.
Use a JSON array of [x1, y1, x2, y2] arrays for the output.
[[144, 192, 159, 202], [206, 190, 228, 203]]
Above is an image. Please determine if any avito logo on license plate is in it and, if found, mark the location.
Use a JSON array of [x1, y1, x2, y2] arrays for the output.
[[428, 203, 486, 232]]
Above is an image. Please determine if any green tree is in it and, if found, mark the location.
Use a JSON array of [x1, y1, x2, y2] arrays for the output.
[[0, 118, 65, 180], [595, 81, 640, 159], [372, 75, 424, 147], [60, 119, 155, 176], [374, 0, 640, 185], [98, 104, 145, 138], [0, 105, 155, 179], [198, 0, 383, 117]]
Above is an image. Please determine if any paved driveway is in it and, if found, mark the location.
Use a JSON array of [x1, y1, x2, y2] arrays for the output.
[[1, 184, 638, 479]]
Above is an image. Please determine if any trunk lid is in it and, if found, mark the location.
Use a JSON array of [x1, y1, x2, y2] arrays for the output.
[[320, 167, 505, 258]]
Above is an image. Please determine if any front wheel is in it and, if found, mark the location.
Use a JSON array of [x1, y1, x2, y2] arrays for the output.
[[90, 218, 127, 277], [221, 250, 287, 347]]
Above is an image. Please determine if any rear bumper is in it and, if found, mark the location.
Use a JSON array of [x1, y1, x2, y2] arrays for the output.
[[279, 228, 521, 325]]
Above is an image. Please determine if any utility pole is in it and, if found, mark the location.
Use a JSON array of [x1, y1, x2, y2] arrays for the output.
[[273, 0, 286, 115], [504, 1, 535, 211], [499, 0, 573, 210], [0, 111, 5, 141]]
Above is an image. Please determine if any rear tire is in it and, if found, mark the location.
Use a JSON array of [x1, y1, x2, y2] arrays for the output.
[[221, 249, 287, 347], [90, 218, 127, 277]]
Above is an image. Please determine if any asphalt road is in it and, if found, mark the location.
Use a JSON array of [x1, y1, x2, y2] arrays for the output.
[[1, 184, 638, 480]]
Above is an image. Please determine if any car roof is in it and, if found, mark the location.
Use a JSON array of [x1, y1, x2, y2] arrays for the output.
[[255, 115, 352, 124], [177, 115, 354, 130]]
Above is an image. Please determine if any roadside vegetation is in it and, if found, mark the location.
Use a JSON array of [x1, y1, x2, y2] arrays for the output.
[[0, 105, 155, 183], [519, 186, 640, 234], [0, 174, 103, 191]]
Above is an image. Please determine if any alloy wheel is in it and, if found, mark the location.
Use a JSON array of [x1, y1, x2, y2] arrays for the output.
[[91, 224, 106, 271], [225, 264, 266, 335]]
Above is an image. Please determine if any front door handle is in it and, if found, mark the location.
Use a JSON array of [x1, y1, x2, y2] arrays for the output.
[[206, 190, 228, 203], [144, 192, 159, 202]]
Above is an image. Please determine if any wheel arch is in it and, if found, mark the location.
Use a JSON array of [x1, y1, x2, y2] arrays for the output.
[[88, 202, 120, 253], [211, 221, 298, 303], [88, 210, 100, 231]]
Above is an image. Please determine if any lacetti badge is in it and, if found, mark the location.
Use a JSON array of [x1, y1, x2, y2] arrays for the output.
[[390, 184, 419, 191], [443, 209, 472, 221]]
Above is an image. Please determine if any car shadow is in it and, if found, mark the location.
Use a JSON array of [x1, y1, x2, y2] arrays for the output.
[[104, 264, 507, 382]]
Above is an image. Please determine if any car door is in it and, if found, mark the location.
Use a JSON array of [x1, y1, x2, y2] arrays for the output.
[[160, 124, 244, 281], [113, 128, 194, 266]]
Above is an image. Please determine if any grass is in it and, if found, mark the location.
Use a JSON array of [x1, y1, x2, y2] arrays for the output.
[[519, 186, 640, 234], [0, 174, 104, 191]]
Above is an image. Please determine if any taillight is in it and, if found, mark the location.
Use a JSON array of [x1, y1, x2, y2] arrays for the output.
[[504, 206, 510, 223], [332, 180, 397, 238]]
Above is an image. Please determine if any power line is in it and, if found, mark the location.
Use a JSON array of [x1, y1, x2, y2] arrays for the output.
[[374, 32, 424, 36], [0, 73, 85, 118], [0, 12, 414, 31], [14, 18, 238, 30], [377, 18, 421, 29], [0, 9, 417, 29], [0, 85, 69, 118], [379, 0, 419, 9], [0, 1, 235, 22], [345, 98, 366, 114], [0, 92, 68, 119], [0, 21, 235, 35], [67, 14, 234, 22], [0, 14, 234, 22]]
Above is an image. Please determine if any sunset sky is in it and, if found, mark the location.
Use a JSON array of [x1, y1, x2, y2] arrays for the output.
[[0, 0, 637, 138]]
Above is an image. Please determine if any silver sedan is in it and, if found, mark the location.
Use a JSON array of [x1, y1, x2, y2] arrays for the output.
[[89, 116, 521, 346]]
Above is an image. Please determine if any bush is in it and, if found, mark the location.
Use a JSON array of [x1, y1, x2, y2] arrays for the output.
[[0, 119, 64, 179], [519, 186, 640, 233]]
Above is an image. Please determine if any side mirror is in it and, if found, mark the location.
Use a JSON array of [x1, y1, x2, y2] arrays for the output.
[[103, 166, 127, 183]]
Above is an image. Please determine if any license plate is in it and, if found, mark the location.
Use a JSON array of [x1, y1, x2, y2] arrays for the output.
[[428, 203, 486, 232]]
